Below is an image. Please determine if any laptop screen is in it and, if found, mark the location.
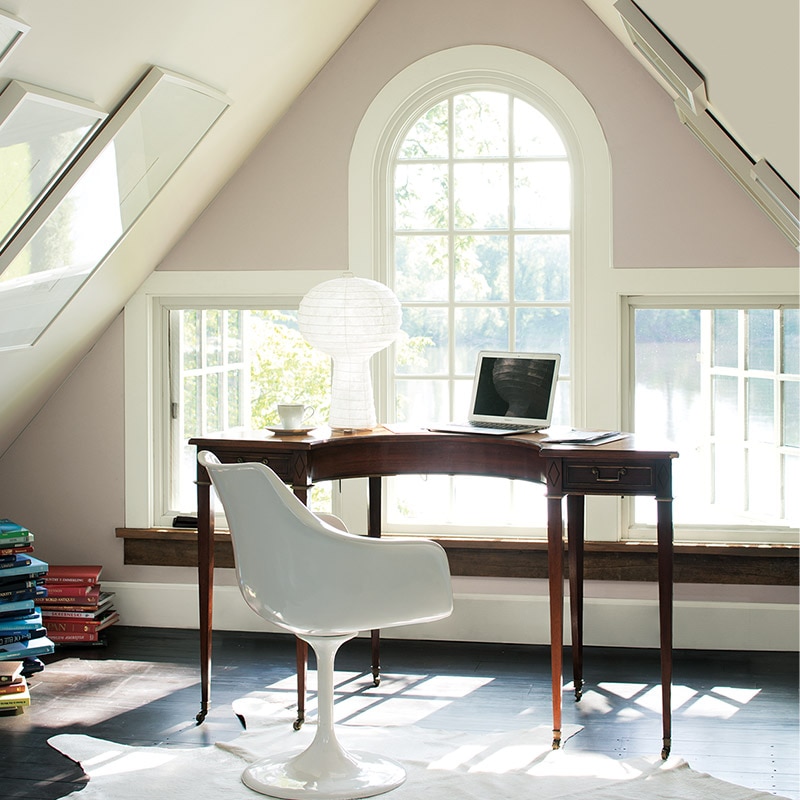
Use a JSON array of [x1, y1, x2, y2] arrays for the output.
[[469, 351, 561, 428]]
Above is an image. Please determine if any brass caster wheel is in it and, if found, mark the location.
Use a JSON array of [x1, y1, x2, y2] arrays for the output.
[[293, 716, 304, 731]]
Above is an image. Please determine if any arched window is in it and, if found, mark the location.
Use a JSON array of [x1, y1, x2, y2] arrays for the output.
[[350, 46, 612, 534]]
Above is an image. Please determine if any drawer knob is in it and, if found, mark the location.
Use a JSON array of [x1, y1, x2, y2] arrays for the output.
[[591, 466, 627, 483]]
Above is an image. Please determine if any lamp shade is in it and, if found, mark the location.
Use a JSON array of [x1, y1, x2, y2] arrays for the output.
[[298, 273, 401, 430]]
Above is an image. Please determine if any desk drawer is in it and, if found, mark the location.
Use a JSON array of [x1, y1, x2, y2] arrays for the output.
[[564, 462, 655, 492], [228, 452, 292, 480]]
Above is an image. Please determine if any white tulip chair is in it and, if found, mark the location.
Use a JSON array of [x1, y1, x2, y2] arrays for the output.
[[197, 451, 453, 799]]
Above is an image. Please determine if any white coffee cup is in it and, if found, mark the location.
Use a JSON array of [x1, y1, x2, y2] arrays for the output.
[[277, 403, 314, 429]]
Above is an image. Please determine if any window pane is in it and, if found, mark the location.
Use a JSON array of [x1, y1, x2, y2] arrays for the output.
[[227, 370, 242, 428], [206, 372, 221, 432], [514, 161, 570, 229], [514, 99, 566, 157], [226, 310, 243, 363], [454, 234, 509, 301], [713, 375, 738, 437], [516, 308, 570, 374], [183, 375, 200, 438], [394, 163, 448, 230], [782, 308, 799, 373], [395, 234, 449, 302], [748, 444, 778, 516], [713, 309, 738, 367], [205, 310, 221, 367], [398, 100, 448, 159], [395, 378, 449, 424], [183, 309, 200, 370], [746, 377, 774, 443], [397, 307, 448, 374], [747, 309, 774, 370], [784, 380, 799, 447], [454, 92, 508, 158], [454, 307, 508, 372], [454, 162, 508, 229], [515, 234, 570, 302], [785, 453, 799, 523]]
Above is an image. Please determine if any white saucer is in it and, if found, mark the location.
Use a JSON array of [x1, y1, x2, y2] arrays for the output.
[[266, 426, 317, 436]]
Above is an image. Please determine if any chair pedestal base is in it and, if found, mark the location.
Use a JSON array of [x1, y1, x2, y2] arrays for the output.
[[243, 633, 406, 798], [242, 747, 406, 799]]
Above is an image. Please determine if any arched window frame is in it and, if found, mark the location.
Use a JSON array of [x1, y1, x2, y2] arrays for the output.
[[349, 45, 618, 537]]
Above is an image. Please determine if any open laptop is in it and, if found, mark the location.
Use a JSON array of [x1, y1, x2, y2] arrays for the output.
[[428, 350, 561, 436]]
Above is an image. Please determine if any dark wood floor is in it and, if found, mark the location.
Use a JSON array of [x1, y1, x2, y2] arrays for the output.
[[0, 626, 797, 799]]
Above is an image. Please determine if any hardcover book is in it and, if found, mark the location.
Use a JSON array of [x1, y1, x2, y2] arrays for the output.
[[0, 554, 32, 569], [0, 660, 23, 683], [0, 610, 43, 632], [0, 679, 30, 708], [45, 564, 103, 584], [0, 520, 31, 538], [0, 598, 35, 618], [0, 556, 47, 581], [0, 627, 46, 647], [0, 545, 34, 557], [0, 678, 28, 695], [39, 586, 100, 604], [0, 636, 55, 661], [42, 583, 98, 598]]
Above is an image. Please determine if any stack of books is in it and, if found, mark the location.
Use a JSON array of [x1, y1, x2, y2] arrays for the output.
[[0, 660, 30, 714], [0, 519, 55, 690], [40, 565, 119, 645]]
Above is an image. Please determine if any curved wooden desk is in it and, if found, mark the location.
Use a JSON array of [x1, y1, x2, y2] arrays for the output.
[[192, 427, 678, 758]]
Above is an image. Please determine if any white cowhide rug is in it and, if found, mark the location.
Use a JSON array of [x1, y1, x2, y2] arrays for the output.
[[48, 695, 789, 800]]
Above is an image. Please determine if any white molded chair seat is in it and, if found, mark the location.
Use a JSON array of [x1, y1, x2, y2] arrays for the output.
[[198, 451, 453, 799]]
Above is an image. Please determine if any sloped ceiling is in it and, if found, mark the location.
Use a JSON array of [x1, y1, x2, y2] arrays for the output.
[[583, 0, 799, 191], [0, 0, 797, 458], [0, 0, 379, 457]]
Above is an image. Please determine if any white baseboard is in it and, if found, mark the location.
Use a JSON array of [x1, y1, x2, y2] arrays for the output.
[[103, 580, 799, 652]]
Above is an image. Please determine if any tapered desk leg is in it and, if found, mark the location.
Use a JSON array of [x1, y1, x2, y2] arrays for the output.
[[196, 471, 214, 724], [657, 497, 674, 759], [547, 494, 565, 750], [294, 638, 307, 729], [368, 477, 382, 686], [566, 494, 585, 701]]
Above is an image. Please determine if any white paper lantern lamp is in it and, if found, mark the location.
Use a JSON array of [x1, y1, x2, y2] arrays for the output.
[[298, 273, 401, 430]]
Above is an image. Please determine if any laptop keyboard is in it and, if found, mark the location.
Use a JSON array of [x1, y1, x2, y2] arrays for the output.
[[470, 421, 535, 431]]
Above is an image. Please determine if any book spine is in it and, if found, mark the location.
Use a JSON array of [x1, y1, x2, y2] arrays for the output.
[[0, 681, 27, 695], [41, 609, 101, 619], [50, 631, 101, 643], [0, 546, 33, 557], [0, 558, 32, 569], [40, 585, 99, 598], [0, 632, 30, 646], [44, 567, 102, 584], [0, 696, 30, 707]]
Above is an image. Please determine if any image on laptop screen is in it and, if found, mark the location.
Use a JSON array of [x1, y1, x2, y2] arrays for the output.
[[470, 351, 560, 427], [428, 351, 561, 435]]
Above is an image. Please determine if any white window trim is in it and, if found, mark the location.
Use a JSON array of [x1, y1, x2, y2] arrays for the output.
[[349, 44, 619, 538], [123, 269, 342, 529]]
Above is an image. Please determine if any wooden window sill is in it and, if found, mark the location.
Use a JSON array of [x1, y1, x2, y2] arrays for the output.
[[116, 528, 798, 585]]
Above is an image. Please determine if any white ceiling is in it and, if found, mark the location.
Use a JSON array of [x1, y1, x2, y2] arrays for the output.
[[0, 0, 796, 457]]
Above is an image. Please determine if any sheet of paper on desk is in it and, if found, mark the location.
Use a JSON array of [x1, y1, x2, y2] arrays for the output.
[[539, 429, 627, 444]]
